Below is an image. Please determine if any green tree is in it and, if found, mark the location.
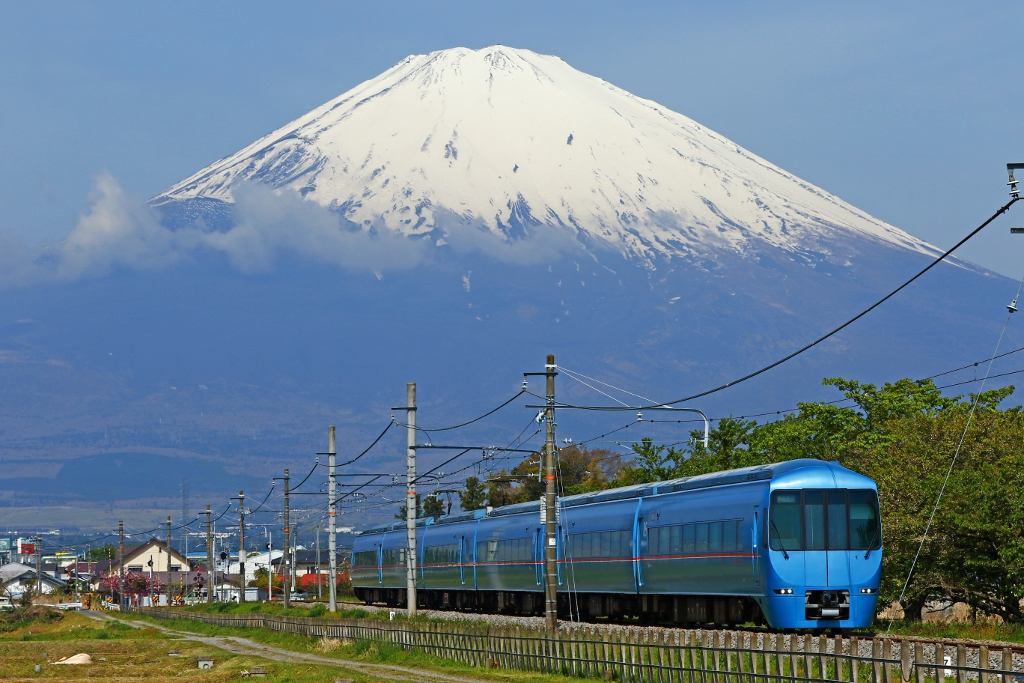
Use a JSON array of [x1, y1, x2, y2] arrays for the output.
[[459, 476, 487, 511], [394, 494, 423, 521], [485, 472, 517, 508], [87, 544, 116, 562], [681, 417, 759, 475], [423, 494, 446, 518], [615, 438, 682, 485]]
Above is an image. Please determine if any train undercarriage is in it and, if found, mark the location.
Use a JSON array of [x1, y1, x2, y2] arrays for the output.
[[353, 587, 767, 626]]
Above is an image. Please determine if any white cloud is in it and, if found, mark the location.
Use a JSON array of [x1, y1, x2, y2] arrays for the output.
[[0, 174, 432, 287]]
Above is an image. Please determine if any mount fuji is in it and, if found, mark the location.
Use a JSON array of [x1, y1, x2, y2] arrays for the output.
[[154, 46, 935, 265], [0, 46, 1016, 530]]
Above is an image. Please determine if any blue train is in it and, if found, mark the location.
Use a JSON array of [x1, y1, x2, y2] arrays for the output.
[[352, 459, 881, 629]]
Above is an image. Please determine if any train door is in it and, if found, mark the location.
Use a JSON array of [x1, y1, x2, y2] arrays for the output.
[[459, 536, 468, 586], [803, 491, 828, 587], [471, 520, 480, 590], [377, 541, 384, 586], [825, 490, 851, 587], [632, 500, 644, 592], [752, 507, 761, 588]]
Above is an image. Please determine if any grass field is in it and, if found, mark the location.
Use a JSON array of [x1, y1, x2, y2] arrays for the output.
[[0, 608, 376, 682], [0, 606, 571, 683], [125, 612, 588, 683]]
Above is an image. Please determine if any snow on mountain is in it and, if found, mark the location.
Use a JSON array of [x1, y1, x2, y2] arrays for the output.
[[154, 46, 937, 264]]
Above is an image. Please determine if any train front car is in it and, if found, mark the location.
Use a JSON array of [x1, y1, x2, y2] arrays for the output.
[[763, 461, 881, 629]]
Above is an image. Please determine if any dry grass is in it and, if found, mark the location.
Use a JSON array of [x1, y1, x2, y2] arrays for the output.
[[315, 636, 353, 652]]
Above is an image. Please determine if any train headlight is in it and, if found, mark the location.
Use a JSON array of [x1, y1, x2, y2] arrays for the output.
[[773, 588, 794, 595], [860, 588, 876, 594]]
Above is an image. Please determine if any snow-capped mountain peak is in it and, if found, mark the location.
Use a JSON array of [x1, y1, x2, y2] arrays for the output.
[[155, 45, 935, 263]]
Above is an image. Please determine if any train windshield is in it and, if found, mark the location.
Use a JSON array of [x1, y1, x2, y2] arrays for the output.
[[769, 489, 880, 552]]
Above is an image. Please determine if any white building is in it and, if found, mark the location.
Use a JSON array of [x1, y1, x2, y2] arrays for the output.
[[225, 549, 285, 575], [0, 563, 66, 600]]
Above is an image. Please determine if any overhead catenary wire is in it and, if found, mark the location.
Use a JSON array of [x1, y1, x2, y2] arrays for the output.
[[415, 390, 527, 432], [289, 459, 320, 492], [550, 198, 1020, 412]]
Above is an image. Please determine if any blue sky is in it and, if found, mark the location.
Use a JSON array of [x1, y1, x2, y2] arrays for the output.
[[2, 1, 1023, 275]]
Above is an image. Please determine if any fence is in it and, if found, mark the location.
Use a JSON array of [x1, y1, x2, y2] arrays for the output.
[[139, 609, 1024, 683]]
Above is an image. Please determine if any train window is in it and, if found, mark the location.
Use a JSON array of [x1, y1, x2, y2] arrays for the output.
[[353, 550, 378, 567], [645, 520, 742, 556], [569, 530, 631, 558], [849, 490, 881, 550], [709, 522, 723, 552], [382, 548, 406, 566], [804, 491, 826, 550], [424, 543, 458, 565], [827, 490, 849, 550], [695, 523, 709, 553], [683, 524, 695, 553], [770, 492, 803, 551], [724, 520, 738, 551], [476, 538, 533, 563], [671, 525, 683, 554]]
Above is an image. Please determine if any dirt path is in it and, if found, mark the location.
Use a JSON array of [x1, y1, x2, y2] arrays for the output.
[[83, 610, 495, 683]]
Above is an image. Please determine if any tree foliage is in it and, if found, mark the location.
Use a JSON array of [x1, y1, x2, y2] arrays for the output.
[[459, 476, 487, 511]]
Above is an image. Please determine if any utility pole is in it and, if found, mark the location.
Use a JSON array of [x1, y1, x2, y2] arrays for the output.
[[316, 524, 322, 600], [35, 536, 42, 603], [238, 490, 245, 603], [283, 468, 291, 608], [167, 515, 172, 606], [543, 354, 558, 631], [328, 425, 338, 613], [267, 525, 273, 603], [205, 505, 213, 604], [118, 521, 125, 610], [406, 383, 417, 616]]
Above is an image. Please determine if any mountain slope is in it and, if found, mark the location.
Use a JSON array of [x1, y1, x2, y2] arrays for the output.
[[154, 46, 936, 265]]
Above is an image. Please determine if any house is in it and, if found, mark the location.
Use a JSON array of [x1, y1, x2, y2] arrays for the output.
[[225, 549, 284, 575], [111, 538, 189, 574], [0, 562, 66, 599]]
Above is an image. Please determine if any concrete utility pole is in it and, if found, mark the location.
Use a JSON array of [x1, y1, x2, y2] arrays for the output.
[[315, 524, 322, 600], [166, 516, 172, 606], [406, 382, 417, 617], [267, 525, 273, 603], [118, 521, 125, 610], [283, 469, 291, 608], [35, 536, 42, 602], [205, 505, 213, 604], [543, 354, 559, 631], [238, 490, 246, 603], [328, 425, 337, 613]]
